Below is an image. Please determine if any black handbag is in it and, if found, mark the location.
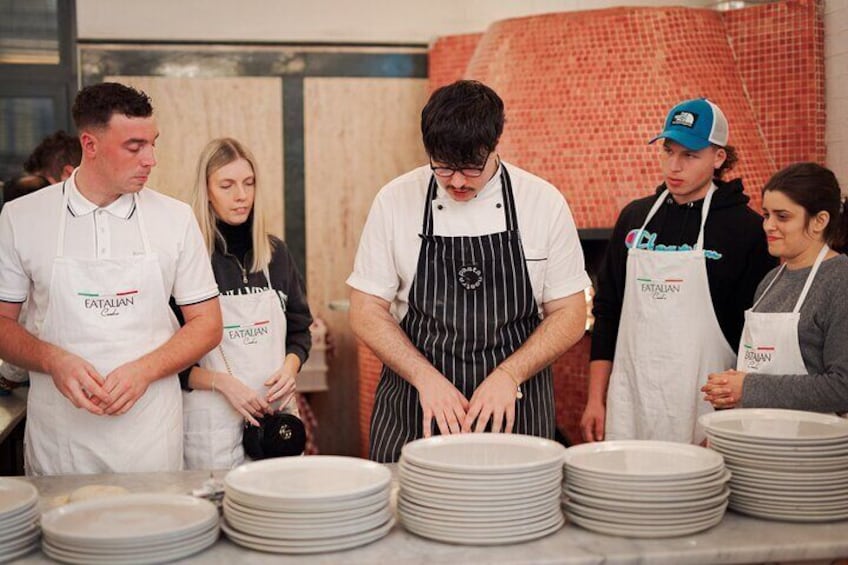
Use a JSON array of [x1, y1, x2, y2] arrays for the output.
[[242, 412, 307, 459], [217, 346, 306, 459]]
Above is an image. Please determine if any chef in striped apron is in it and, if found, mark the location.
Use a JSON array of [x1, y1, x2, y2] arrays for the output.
[[348, 80, 591, 462]]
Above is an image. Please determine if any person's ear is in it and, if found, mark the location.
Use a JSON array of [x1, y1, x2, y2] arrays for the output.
[[811, 210, 831, 237], [79, 130, 98, 158], [712, 147, 727, 171]]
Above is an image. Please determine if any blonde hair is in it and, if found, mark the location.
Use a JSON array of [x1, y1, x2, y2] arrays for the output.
[[190, 137, 273, 272]]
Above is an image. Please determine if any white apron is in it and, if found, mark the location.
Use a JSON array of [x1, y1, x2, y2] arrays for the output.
[[183, 268, 291, 469], [25, 186, 182, 476], [736, 245, 828, 375], [606, 187, 736, 444]]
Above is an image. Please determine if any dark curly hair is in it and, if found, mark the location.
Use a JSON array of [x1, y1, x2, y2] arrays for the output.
[[72, 82, 153, 131], [421, 80, 504, 167]]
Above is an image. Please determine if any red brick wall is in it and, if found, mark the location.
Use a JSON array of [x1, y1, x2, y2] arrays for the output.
[[357, 2, 825, 454], [722, 0, 826, 169], [428, 33, 482, 92]]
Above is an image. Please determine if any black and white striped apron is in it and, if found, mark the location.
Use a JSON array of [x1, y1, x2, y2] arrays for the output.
[[369, 166, 555, 463]]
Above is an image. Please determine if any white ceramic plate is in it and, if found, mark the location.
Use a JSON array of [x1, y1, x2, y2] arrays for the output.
[[402, 511, 564, 545], [398, 463, 561, 490], [565, 468, 730, 498], [729, 501, 848, 522], [699, 409, 848, 442], [0, 540, 38, 563], [400, 433, 565, 474], [223, 497, 389, 526], [221, 517, 394, 554], [399, 484, 559, 511], [399, 473, 561, 500], [0, 478, 37, 518], [565, 499, 727, 526], [564, 441, 724, 480], [225, 484, 390, 513], [224, 507, 392, 540], [225, 456, 391, 503], [0, 514, 39, 544], [41, 526, 218, 565], [40, 494, 218, 546], [716, 450, 847, 472], [730, 476, 848, 496], [401, 507, 563, 542], [566, 509, 723, 538], [564, 486, 730, 513], [399, 458, 561, 482], [398, 495, 560, 525], [707, 434, 848, 456]]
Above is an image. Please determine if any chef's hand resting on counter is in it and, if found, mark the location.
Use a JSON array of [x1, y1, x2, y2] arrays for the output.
[[416, 374, 469, 437], [701, 369, 747, 409], [462, 367, 519, 433]]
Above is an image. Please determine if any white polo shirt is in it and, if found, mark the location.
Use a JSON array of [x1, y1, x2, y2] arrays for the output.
[[347, 162, 591, 321], [0, 170, 219, 337]]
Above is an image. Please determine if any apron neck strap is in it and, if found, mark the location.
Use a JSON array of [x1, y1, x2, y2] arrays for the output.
[[421, 163, 515, 236], [752, 244, 830, 312], [57, 182, 151, 257], [635, 184, 717, 252]]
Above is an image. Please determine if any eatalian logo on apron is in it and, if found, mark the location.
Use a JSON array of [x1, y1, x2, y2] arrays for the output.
[[742, 343, 775, 371], [457, 265, 483, 291], [636, 278, 683, 300], [77, 290, 138, 317], [225, 320, 271, 345]]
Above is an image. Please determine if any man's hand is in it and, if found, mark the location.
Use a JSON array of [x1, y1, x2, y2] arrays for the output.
[[219, 373, 272, 427], [416, 375, 469, 437], [580, 401, 606, 442], [45, 350, 109, 415], [265, 366, 296, 408], [102, 362, 153, 415], [462, 368, 518, 433]]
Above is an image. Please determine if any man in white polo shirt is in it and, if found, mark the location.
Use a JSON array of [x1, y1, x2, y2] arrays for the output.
[[0, 82, 222, 475], [349, 80, 591, 462]]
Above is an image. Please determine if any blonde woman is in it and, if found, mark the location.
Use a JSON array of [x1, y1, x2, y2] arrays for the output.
[[179, 138, 312, 469]]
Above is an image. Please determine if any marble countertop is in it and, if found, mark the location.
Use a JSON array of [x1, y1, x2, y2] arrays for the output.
[[9, 467, 848, 564]]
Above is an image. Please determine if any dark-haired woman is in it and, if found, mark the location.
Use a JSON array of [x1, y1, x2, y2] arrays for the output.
[[703, 162, 848, 413]]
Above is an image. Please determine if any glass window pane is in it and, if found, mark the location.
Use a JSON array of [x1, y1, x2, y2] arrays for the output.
[[0, 0, 60, 65], [0, 97, 56, 181]]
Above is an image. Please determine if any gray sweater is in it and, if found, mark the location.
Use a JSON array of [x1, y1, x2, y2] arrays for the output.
[[742, 253, 848, 412]]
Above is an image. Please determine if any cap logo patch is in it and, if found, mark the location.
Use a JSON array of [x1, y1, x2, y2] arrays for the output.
[[671, 111, 697, 128]]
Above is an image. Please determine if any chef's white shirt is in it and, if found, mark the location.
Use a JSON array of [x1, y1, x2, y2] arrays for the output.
[[347, 162, 591, 321], [0, 170, 219, 337]]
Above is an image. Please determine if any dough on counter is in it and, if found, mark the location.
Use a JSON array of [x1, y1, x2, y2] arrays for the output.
[[68, 485, 129, 502]]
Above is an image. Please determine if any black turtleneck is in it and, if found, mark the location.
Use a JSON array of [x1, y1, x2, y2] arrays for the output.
[[216, 214, 252, 263]]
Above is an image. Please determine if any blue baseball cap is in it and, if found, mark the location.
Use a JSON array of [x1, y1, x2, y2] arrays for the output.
[[648, 98, 729, 150]]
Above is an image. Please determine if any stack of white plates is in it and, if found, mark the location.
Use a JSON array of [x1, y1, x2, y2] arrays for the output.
[[222, 456, 394, 554], [40, 494, 219, 564], [0, 478, 40, 563], [398, 433, 566, 545], [563, 441, 730, 538], [700, 408, 848, 522]]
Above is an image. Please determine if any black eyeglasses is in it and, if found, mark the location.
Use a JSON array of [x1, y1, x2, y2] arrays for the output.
[[429, 151, 491, 178]]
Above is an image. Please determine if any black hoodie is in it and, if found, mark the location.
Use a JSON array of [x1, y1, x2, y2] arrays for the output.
[[590, 178, 778, 362]]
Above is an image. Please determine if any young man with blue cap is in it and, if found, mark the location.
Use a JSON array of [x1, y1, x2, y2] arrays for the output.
[[581, 98, 776, 444]]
